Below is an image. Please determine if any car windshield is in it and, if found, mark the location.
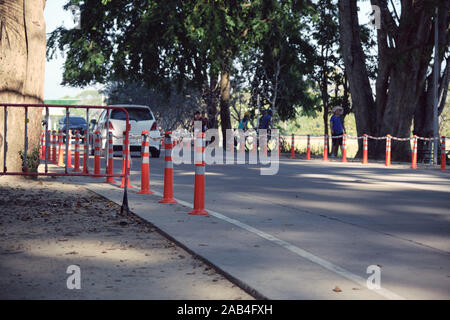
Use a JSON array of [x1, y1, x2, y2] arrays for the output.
[[69, 117, 87, 124], [60, 117, 87, 125], [111, 108, 153, 121]]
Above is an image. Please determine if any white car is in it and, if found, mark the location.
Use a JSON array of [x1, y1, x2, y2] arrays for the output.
[[93, 104, 161, 158]]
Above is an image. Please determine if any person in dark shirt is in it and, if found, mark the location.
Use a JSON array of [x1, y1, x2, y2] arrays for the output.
[[201, 111, 208, 133], [260, 109, 272, 130], [330, 106, 345, 158]]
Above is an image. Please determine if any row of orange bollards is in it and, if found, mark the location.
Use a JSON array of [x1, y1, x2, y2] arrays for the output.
[[285, 133, 446, 171], [135, 131, 206, 214]]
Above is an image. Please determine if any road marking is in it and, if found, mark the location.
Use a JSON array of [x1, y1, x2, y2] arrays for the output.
[[148, 189, 406, 300]]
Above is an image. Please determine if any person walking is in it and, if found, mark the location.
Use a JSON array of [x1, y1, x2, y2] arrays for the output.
[[330, 106, 345, 158]]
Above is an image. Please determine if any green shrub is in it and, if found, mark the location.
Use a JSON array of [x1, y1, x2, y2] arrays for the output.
[[18, 148, 40, 172]]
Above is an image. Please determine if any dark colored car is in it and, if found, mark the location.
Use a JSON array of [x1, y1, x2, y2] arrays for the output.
[[58, 116, 88, 137]]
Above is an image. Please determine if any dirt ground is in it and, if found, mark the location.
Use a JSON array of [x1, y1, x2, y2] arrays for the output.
[[0, 175, 254, 300]]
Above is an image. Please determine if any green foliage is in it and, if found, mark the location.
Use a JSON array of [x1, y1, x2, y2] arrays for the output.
[[243, 0, 319, 121], [48, 1, 322, 122], [18, 148, 40, 172]]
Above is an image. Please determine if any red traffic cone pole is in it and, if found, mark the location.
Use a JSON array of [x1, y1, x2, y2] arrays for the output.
[[94, 130, 101, 176], [411, 135, 418, 169], [105, 131, 117, 183], [120, 131, 133, 188], [441, 136, 446, 171], [160, 132, 177, 203], [342, 134, 347, 163], [385, 135, 391, 167], [278, 135, 281, 157], [73, 131, 81, 172], [323, 134, 328, 161], [362, 134, 368, 164], [189, 132, 208, 215], [67, 131, 73, 168], [52, 130, 58, 164], [306, 134, 311, 160], [138, 131, 153, 194], [57, 130, 65, 166], [52, 130, 57, 164]]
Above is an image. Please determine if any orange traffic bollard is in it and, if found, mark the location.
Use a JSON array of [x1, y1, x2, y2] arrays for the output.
[[385, 135, 391, 167], [138, 131, 153, 194], [290, 134, 295, 159], [160, 132, 177, 203], [94, 130, 101, 176], [323, 134, 328, 161], [73, 131, 81, 172], [441, 136, 446, 171], [57, 130, 64, 166], [411, 135, 418, 169], [278, 135, 281, 157], [306, 134, 311, 160], [67, 131, 73, 169], [342, 134, 347, 163], [362, 134, 368, 164], [105, 131, 117, 183], [189, 132, 208, 215], [120, 131, 133, 188], [51, 130, 57, 164]]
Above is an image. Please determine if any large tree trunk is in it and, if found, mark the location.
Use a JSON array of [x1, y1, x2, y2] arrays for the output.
[[339, 0, 448, 161], [0, 0, 46, 172], [413, 5, 450, 162], [321, 71, 330, 152], [219, 68, 231, 148], [338, 0, 375, 158]]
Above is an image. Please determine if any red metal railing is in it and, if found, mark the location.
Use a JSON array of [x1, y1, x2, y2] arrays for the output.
[[0, 104, 131, 214]]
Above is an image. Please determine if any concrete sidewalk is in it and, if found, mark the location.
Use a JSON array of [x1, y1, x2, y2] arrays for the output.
[[62, 175, 390, 300]]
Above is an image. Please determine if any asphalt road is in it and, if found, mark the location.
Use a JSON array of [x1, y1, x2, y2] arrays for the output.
[[76, 151, 450, 299]]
